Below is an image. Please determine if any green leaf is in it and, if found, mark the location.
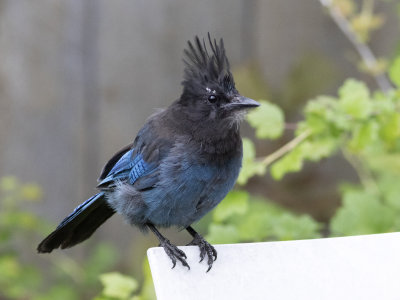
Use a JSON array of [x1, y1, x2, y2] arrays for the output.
[[0, 176, 18, 192], [389, 56, 400, 87], [270, 213, 321, 240], [270, 146, 304, 180], [234, 198, 321, 241], [136, 258, 156, 300], [236, 202, 274, 242], [37, 285, 79, 300], [0, 255, 20, 280], [247, 100, 284, 139], [84, 243, 118, 285], [378, 174, 400, 210], [338, 79, 372, 119], [213, 190, 249, 223], [379, 113, 400, 144], [237, 138, 266, 185], [270, 134, 338, 180], [303, 96, 341, 131], [366, 154, 400, 175], [205, 224, 240, 244], [348, 121, 379, 152], [301, 138, 338, 161], [99, 272, 138, 299], [20, 183, 42, 201], [331, 186, 397, 235]]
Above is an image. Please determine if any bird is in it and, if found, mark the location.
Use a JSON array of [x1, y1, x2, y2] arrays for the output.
[[37, 34, 259, 272]]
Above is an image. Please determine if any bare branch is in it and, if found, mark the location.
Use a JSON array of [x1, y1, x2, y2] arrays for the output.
[[319, 0, 393, 93], [259, 130, 312, 167]]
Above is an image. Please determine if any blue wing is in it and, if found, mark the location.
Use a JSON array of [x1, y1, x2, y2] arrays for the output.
[[97, 148, 156, 187], [97, 118, 173, 190]]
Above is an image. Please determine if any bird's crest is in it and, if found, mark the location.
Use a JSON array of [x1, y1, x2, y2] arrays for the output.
[[182, 34, 235, 95]]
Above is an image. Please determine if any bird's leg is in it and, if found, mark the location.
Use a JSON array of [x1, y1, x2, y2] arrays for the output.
[[147, 223, 190, 270], [186, 226, 217, 272]]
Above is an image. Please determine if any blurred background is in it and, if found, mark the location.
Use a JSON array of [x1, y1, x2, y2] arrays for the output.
[[1, 0, 400, 299]]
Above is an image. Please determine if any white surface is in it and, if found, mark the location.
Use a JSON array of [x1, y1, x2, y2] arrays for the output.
[[147, 233, 400, 300]]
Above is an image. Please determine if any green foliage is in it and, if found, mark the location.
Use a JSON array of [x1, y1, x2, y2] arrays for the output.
[[212, 190, 249, 223], [206, 224, 241, 244], [0, 176, 49, 300], [338, 79, 372, 119], [237, 138, 266, 185], [270, 134, 339, 180], [268, 78, 400, 179], [389, 56, 400, 87], [134, 259, 157, 300], [0, 176, 132, 300], [98, 272, 138, 299], [247, 100, 284, 139], [270, 144, 305, 180], [96, 259, 156, 300], [331, 184, 399, 236], [206, 192, 321, 244], [240, 74, 400, 241]]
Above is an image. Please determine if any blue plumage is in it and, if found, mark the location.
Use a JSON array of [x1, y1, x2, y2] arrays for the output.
[[98, 150, 152, 186], [37, 34, 259, 271], [129, 154, 150, 185], [56, 193, 103, 229]]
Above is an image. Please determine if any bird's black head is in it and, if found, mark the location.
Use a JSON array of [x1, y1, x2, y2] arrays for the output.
[[178, 34, 259, 129]]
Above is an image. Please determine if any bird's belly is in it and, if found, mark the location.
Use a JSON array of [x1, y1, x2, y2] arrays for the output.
[[144, 157, 241, 227]]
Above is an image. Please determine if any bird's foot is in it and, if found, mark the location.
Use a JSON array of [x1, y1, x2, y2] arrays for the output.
[[187, 233, 217, 272], [159, 239, 190, 270]]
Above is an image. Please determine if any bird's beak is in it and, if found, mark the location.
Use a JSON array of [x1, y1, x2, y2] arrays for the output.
[[225, 96, 260, 110]]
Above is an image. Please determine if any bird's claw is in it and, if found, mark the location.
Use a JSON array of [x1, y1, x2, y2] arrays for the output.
[[187, 234, 217, 272], [160, 239, 190, 270]]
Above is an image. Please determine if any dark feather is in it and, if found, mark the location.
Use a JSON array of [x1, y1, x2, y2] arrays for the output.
[[181, 33, 235, 95], [98, 143, 133, 181], [37, 193, 114, 253]]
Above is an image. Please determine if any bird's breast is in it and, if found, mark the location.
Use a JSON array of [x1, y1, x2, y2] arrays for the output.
[[143, 145, 242, 227]]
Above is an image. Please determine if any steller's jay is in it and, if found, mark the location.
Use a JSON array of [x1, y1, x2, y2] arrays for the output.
[[37, 34, 259, 272]]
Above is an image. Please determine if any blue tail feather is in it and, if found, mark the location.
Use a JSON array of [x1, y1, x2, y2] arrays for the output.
[[37, 192, 115, 253]]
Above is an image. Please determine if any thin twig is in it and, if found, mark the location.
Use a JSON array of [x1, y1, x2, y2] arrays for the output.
[[341, 149, 379, 193], [319, 0, 393, 93], [260, 130, 312, 167]]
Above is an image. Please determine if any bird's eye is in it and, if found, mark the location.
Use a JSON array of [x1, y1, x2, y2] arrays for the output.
[[208, 95, 217, 103]]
